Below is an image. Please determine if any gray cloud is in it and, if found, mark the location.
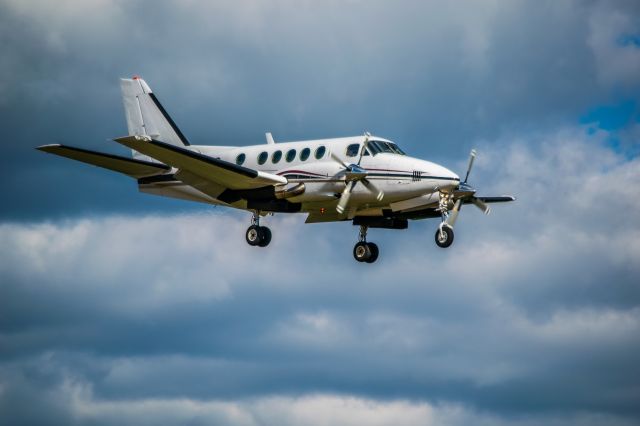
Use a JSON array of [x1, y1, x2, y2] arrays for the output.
[[2, 0, 640, 218], [2, 125, 640, 423], [1, 1, 640, 424]]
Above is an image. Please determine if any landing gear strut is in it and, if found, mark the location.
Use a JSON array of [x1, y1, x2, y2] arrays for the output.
[[435, 191, 455, 248], [245, 211, 272, 247], [353, 225, 379, 263]]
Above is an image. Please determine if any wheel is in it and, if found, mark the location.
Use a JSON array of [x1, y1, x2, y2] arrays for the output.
[[246, 225, 262, 246], [258, 226, 272, 247], [435, 226, 454, 248], [365, 242, 379, 263], [353, 241, 371, 262]]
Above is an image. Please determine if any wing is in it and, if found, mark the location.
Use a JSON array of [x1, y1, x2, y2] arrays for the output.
[[113, 136, 286, 193], [472, 196, 516, 203], [36, 144, 170, 178]]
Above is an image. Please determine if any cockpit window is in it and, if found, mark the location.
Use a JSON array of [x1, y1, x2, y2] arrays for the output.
[[366, 140, 406, 156]]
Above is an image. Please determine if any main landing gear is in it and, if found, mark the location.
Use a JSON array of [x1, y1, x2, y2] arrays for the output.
[[245, 211, 272, 247], [353, 225, 379, 263]]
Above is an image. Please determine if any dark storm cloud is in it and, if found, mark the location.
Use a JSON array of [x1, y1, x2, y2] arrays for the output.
[[1, 1, 640, 425], [2, 0, 640, 219]]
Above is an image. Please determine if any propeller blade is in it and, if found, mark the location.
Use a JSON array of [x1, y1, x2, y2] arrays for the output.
[[445, 199, 462, 228], [471, 196, 491, 215], [356, 132, 371, 167], [361, 178, 384, 202], [463, 149, 477, 184], [330, 152, 350, 170], [336, 181, 356, 214]]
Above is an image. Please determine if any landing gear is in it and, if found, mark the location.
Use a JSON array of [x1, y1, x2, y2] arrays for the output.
[[435, 225, 454, 248], [435, 191, 456, 248], [246, 211, 272, 247], [353, 226, 379, 263]]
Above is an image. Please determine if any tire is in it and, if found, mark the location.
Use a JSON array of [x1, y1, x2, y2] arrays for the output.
[[365, 243, 379, 263], [435, 226, 454, 248], [246, 225, 262, 246], [353, 241, 371, 262], [258, 226, 272, 247]]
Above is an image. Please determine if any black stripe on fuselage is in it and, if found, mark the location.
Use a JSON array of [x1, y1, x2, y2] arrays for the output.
[[148, 93, 191, 146], [368, 173, 459, 182], [148, 139, 259, 179]]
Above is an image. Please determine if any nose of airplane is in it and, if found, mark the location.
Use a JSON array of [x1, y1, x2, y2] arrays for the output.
[[433, 163, 459, 183]]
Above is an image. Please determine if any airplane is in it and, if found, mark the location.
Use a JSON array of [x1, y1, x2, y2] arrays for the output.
[[37, 76, 515, 263]]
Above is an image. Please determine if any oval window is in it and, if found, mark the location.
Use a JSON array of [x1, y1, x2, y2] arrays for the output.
[[257, 151, 268, 165], [272, 150, 282, 163], [236, 153, 246, 165], [315, 146, 326, 160], [300, 147, 310, 161], [286, 149, 296, 162]]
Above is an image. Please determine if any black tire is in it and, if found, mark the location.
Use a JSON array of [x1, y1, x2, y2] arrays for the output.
[[365, 242, 379, 263], [435, 226, 454, 248], [258, 226, 272, 247], [246, 225, 262, 246], [353, 241, 371, 262]]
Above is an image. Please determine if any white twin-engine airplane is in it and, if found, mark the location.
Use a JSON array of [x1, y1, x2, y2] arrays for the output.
[[38, 77, 515, 263]]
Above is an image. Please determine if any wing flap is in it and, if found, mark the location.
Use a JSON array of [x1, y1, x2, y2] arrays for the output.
[[114, 136, 287, 190], [36, 144, 170, 178]]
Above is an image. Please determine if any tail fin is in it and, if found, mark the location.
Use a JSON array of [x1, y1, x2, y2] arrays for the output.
[[120, 77, 191, 151]]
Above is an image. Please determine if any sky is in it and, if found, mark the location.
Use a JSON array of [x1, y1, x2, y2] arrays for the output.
[[1, 0, 639, 425]]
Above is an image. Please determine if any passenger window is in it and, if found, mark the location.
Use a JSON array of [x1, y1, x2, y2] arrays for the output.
[[272, 150, 282, 163], [346, 143, 360, 157], [235, 153, 246, 165], [258, 151, 268, 165], [300, 147, 311, 161], [286, 149, 296, 162], [315, 146, 326, 159]]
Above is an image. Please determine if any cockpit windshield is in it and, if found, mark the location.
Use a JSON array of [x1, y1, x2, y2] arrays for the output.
[[366, 140, 406, 156]]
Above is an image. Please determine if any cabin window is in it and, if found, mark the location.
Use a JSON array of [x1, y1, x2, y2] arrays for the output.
[[258, 151, 268, 165], [315, 146, 326, 159], [346, 143, 360, 157], [286, 149, 296, 162], [272, 150, 282, 163], [300, 147, 311, 161], [235, 153, 246, 165]]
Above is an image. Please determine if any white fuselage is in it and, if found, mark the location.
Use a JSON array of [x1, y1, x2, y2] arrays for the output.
[[146, 135, 461, 216]]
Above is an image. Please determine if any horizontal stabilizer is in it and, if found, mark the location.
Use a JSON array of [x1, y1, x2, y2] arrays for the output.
[[113, 136, 287, 190], [36, 144, 170, 178]]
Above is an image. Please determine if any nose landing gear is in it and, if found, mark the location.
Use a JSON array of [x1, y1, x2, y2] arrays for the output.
[[245, 211, 272, 247], [353, 225, 379, 263]]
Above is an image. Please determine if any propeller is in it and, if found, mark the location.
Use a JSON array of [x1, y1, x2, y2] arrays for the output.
[[444, 149, 490, 227], [331, 132, 384, 214]]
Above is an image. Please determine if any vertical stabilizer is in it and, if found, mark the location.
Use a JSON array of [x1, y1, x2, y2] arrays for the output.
[[120, 77, 190, 159]]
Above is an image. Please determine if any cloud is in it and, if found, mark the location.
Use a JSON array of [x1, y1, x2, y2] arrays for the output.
[[2, 0, 640, 219], [1, 1, 640, 423], [2, 125, 640, 424]]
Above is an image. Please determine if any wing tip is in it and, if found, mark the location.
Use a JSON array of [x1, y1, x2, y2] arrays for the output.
[[36, 144, 62, 152]]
